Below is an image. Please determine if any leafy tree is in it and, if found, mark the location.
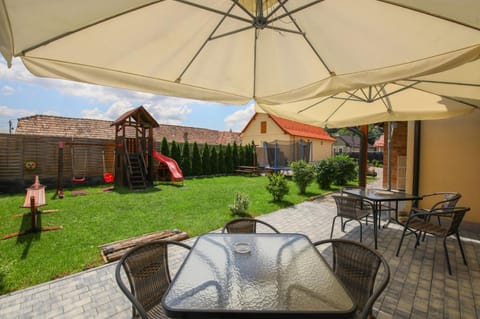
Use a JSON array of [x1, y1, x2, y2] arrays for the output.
[[225, 143, 233, 173], [218, 145, 226, 174], [201, 143, 211, 175], [160, 137, 170, 156], [210, 147, 218, 174], [181, 141, 192, 176], [191, 142, 202, 176]]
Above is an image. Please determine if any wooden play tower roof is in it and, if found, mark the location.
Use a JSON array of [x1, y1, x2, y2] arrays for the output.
[[112, 105, 159, 129]]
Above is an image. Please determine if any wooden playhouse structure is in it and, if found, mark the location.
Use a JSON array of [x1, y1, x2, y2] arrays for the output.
[[112, 106, 159, 190]]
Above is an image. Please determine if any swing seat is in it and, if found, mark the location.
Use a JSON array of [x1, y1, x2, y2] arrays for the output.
[[72, 176, 86, 183], [103, 173, 114, 183]]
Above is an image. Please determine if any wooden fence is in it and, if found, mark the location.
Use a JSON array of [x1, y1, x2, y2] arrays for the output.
[[0, 134, 115, 193]]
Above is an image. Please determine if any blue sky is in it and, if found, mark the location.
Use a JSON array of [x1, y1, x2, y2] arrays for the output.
[[0, 58, 255, 134]]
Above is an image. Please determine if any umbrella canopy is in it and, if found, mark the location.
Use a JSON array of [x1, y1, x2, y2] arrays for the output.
[[1, 0, 480, 105], [256, 81, 478, 128]]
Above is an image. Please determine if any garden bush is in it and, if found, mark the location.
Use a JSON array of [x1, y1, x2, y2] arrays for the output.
[[289, 160, 314, 194], [266, 172, 289, 202], [313, 159, 336, 189], [229, 191, 249, 216], [331, 154, 357, 185]]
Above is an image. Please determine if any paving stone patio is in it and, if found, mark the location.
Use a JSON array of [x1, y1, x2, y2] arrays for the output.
[[1, 171, 479, 318]]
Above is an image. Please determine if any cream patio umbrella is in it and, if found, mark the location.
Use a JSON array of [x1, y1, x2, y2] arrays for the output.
[[1, 0, 480, 105], [256, 80, 479, 129]]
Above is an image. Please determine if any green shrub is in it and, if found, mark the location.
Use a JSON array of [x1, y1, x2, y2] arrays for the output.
[[313, 159, 336, 189], [229, 191, 249, 216], [331, 154, 357, 185], [289, 160, 314, 194], [266, 172, 289, 202]]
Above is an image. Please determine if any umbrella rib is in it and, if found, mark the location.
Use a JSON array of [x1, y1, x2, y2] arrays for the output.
[[270, 0, 334, 75], [176, 3, 238, 83], [175, 0, 252, 24], [230, 0, 256, 19], [401, 79, 480, 88], [375, 86, 393, 111], [210, 26, 254, 41], [298, 95, 334, 114], [265, 0, 290, 20], [376, 0, 480, 31], [269, 0, 326, 24], [371, 83, 387, 101], [263, 25, 304, 35], [372, 81, 420, 102], [323, 97, 352, 126]]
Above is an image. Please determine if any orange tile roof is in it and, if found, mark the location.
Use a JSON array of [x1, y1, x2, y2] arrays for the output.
[[269, 115, 335, 142], [373, 134, 384, 147]]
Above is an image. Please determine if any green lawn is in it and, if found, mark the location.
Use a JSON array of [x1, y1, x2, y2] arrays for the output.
[[0, 175, 337, 295]]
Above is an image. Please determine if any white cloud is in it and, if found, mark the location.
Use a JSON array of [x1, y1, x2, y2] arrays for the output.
[[1, 85, 15, 96], [1, 58, 240, 129], [0, 105, 34, 118], [224, 102, 255, 131]]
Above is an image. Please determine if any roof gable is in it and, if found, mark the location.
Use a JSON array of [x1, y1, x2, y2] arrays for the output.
[[269, 114, 335, 142], [112, 105, 159, 128]]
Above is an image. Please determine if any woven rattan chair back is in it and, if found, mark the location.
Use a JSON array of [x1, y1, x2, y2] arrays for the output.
[[331, 195, 373, 242], [115, 240, 191, 319], [315, 239, 390, 319], [396, 206, 470, 275], [221, 218, 280, 233], [426, 192, 461, 210]]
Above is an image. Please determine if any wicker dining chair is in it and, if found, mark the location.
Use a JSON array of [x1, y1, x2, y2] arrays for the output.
[[314, 239, 390, 319], [417, 192, 461, 225], [221, 217, 280, 233], [396, 206, 470, 275], [115, 240, 191, 319], [331, 195, 374, 242]]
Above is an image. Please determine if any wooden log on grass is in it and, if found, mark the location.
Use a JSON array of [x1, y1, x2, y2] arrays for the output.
[[98, 229, 189, 263]]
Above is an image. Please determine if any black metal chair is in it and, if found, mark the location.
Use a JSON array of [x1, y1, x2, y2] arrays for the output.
[[314, 239, 390, 319], [115, 240, 191, 319], [221, 217, 280, 233], [331, 195, 374, 242], [396, 206, 470, 275]]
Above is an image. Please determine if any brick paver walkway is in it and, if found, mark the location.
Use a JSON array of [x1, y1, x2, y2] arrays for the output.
[[1, 170, 479, 318]]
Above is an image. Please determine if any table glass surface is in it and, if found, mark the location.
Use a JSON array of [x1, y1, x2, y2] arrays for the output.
[[342, 187, 421, 202], [162, 233, 355, 317]]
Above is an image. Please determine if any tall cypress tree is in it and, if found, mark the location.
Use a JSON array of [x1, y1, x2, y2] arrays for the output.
[[170, 141, 181, 166], [232, 141, 239, 169], [239, 145, 246, 166], [225, 143, 233, 173], [191, 141, 202, 176], [160, 137, 170, 156], [182, 141, 192, 176], [202, 143, 211, 175], [218, 145, 225, 174], [210, 147, 218, 174]]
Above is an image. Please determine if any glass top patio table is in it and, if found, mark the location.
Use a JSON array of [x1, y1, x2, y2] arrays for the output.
[[162, 233, 356, 318], [342, 187, 422, 249]]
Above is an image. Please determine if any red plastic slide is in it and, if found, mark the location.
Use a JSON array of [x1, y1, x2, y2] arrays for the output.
[[152, 149, 184, 182]]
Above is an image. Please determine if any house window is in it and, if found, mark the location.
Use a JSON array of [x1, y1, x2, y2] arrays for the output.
[[260, 121, 267, 134]]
